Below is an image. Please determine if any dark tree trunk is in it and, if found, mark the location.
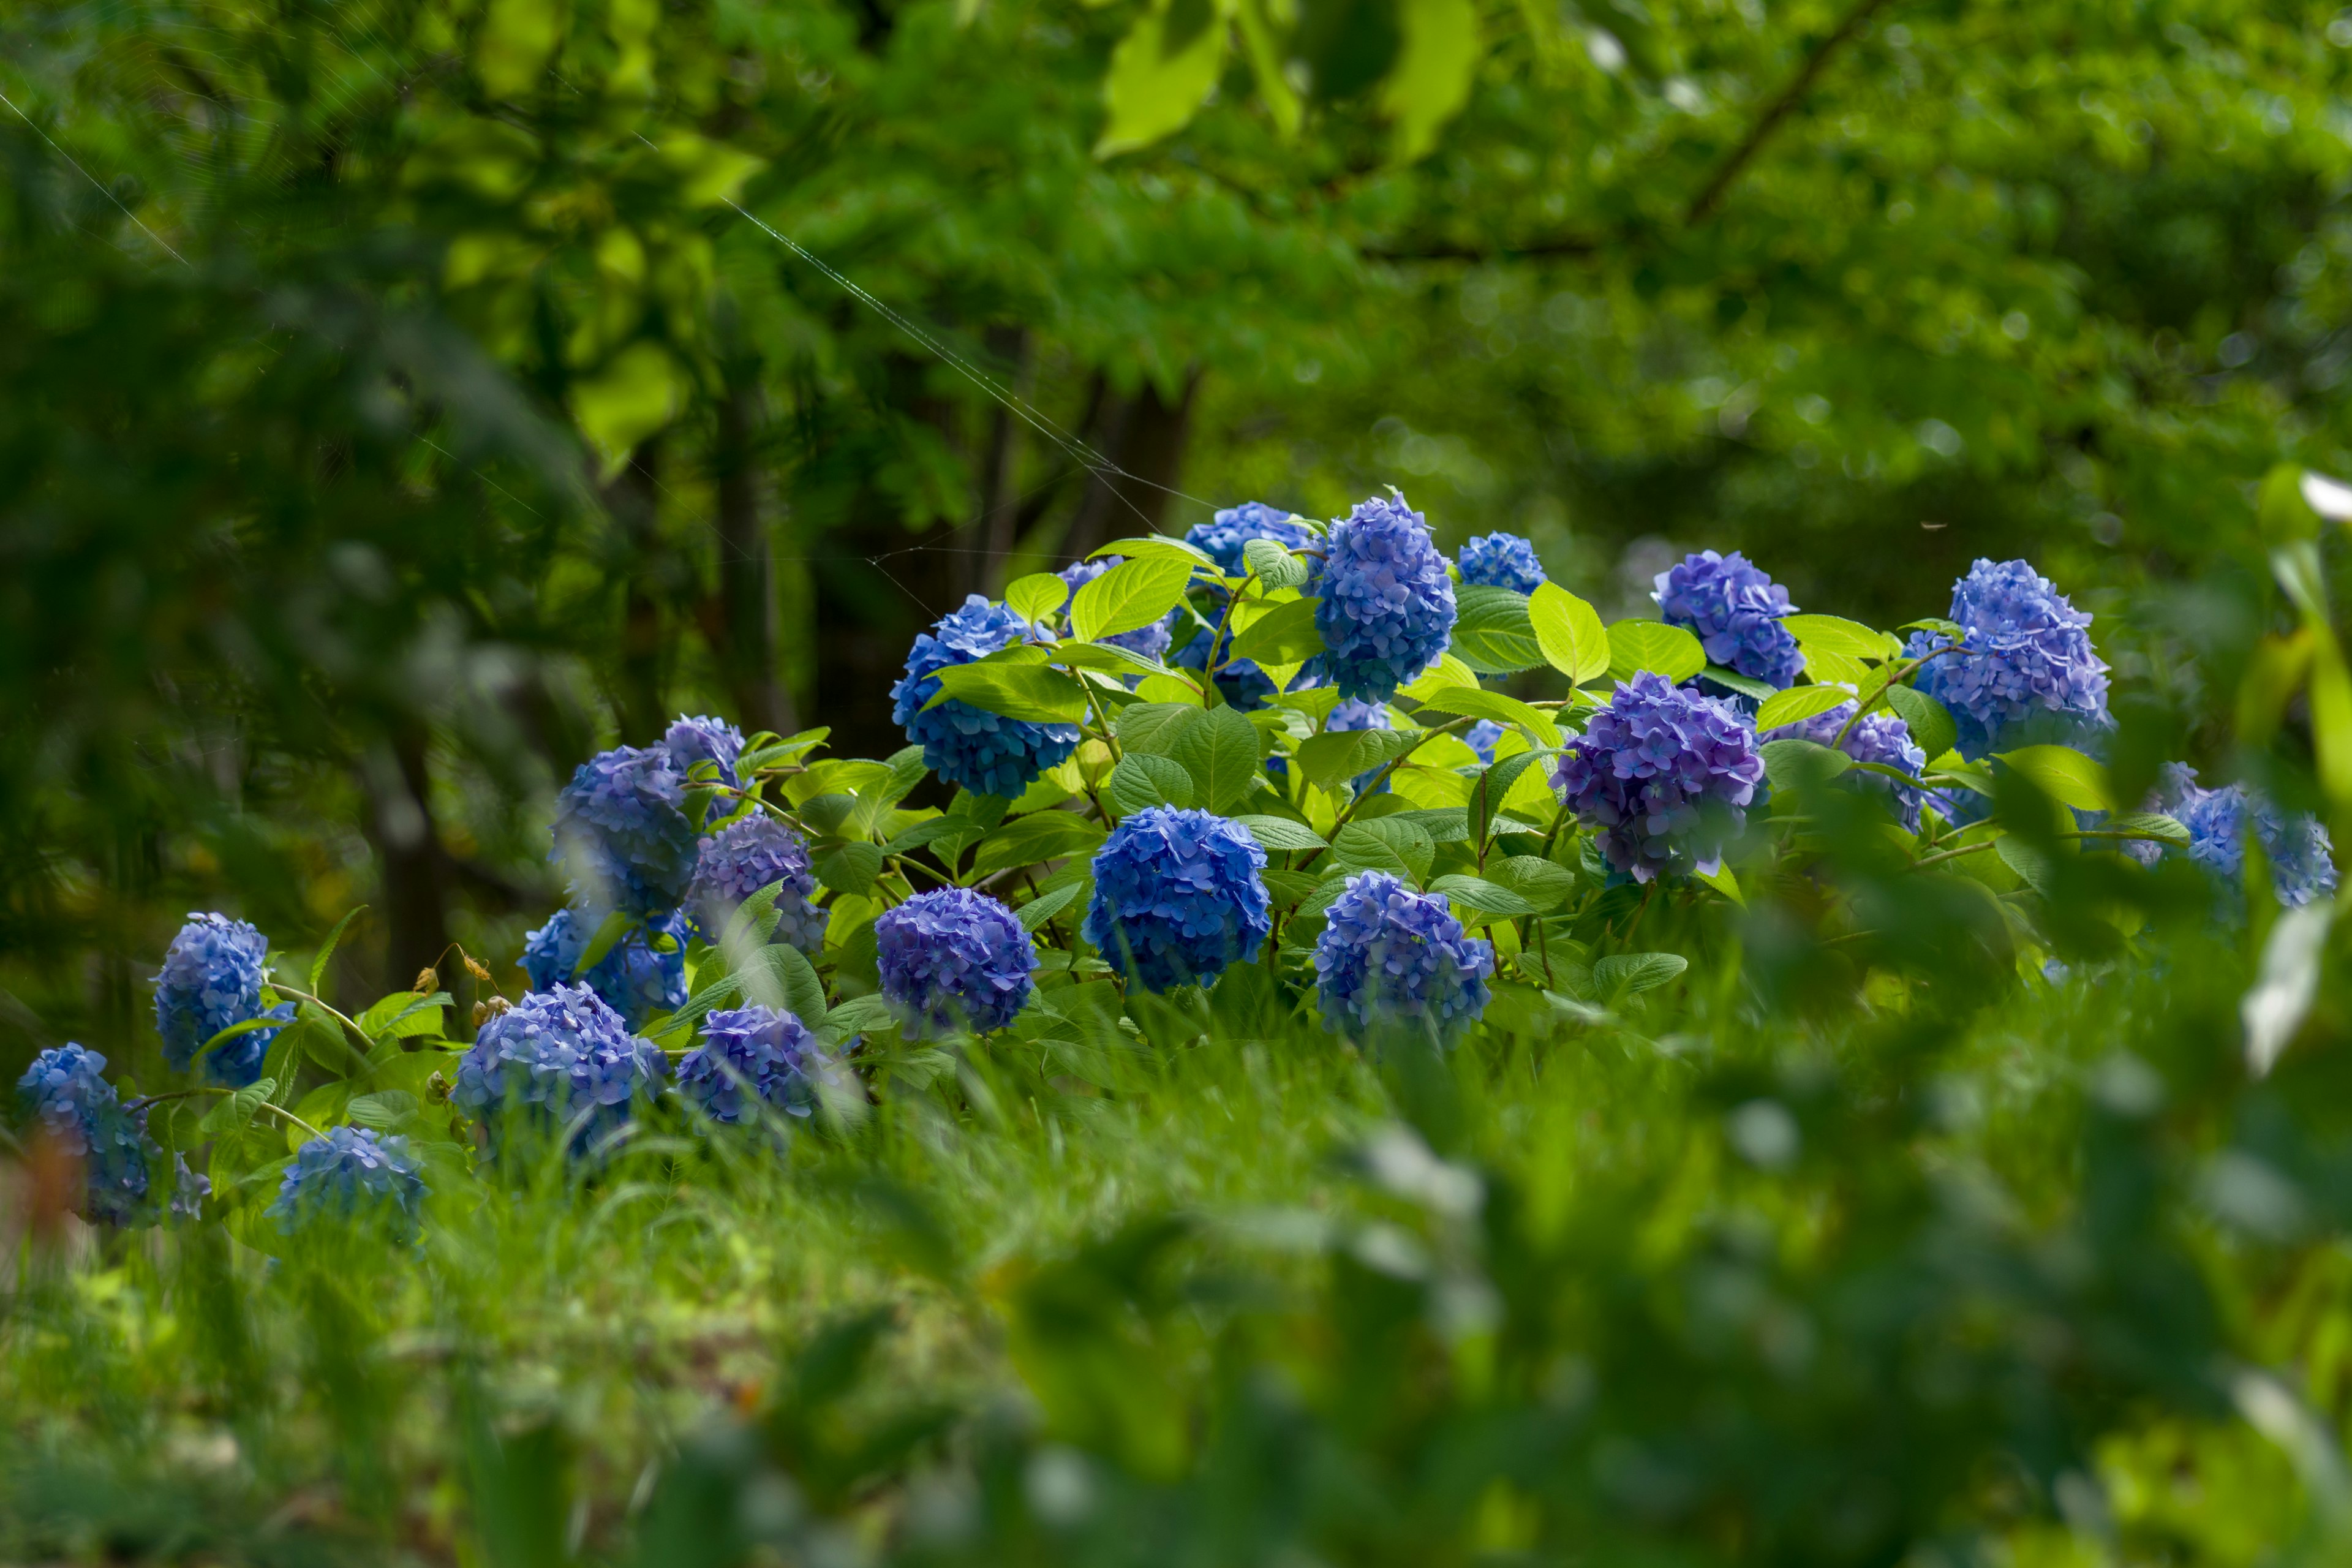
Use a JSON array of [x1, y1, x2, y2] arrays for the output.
[[974, 325, 1031, 598], [1062, 368, 1202, 560], [710, 380, 796, 737], [606, 440, 665, 744], [366, 718, 449, 1019]]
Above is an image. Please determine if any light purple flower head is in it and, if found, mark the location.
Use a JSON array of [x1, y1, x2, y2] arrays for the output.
[[268, 1126, 427, 1243], [1653, 551, 1804, 689], [1313, 872, 1494, 1047], [553, 747, 700, 918], [687, 816, 829, 955], [676, 1004, 840, 1124], [2140, 764, 2337, 910], [15, 1044, 155, 1225], [665, 714, 746, 788], [1315, 492, 1458, 702], [1084, 807, 1272, 992], [1058, 557, 1179, 663], [453, 984, 669, 1158], [1457, 533, 1547, 594], [1185, 502, 1320, 579], [1904, 559, 2110, 757], [153, 913, 293, 1086], [520, 908, 689, 1030], [1555, 671, 1765, 882], [1759, 701, 1929, 831], [891, 597, 1079, 797], [875, 886, 1036, 1036]]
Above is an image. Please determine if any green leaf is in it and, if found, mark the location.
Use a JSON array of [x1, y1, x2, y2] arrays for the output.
[[1298, 727, 1422, 795], [925, 663, 1091, 725], [1242, 538, 1310, 589], [1331, 818, 1434, 883], [1095, 0, 1231, 158], [1451, 585, 1545, 674], [359, 991, 451, 1042], [815, 840, 885, 897], [1528, 582, 1610, 684], [968, 811, 1109, 878], [1996, 744, 2115, 813], [1117, 702, 1205, 756], [1904, 617, 1967, 643], [1234, 814, 1327, 851], [1006, 572, 1071, 627], [1755, 684, 1854, 733], [1606, 620, 1705, 685], [2101, 812, 2191, 848], [1487, 855, 1577, 913], [1228, 596, 1324, 665], [1694, 861, 1746, 907], [1090, 535, 1221, 570], [718, 878, 787, 954], [1784, 614, 1898, 660], [347, 1090, 418, 1133], [1996, 834, 2059, 898], [1468, 751, 1549, 846], [1017, 881, 1084, 932], [199, 1079, 277, 1139], [308, 905, 366, 998], [846, 747, 933, 840], [1106, 753, 1196, 815], [1429, 873, 1536, 921], [1071, 556, 1195, 641], [1378, 0, 1480, 161], [816, 993, 898, 1050], [1392, 808, 1471, 842], [1701, 665, 1778, 702], [739, 942, 829, 1025], [1882, 684, 1958, 765], [1760, 737, 1852, 792], [1169, 702, 1262, 813], [1594, 952, 1687, 999]]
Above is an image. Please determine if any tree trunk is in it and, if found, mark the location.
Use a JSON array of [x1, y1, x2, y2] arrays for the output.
[[366, 718, 450, 1019], [711, 381, 796, 737], [606, 439, 665, 744], [974, 325, 1031, 598], [1062, 367, 1202, 560]]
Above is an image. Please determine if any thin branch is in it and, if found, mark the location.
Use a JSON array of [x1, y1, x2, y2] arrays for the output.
[[1686, 0, 1898, 225]]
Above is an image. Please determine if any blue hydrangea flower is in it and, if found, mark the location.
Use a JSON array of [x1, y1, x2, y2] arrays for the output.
[[14, 1044, 154, 1225], [1653, 551, 1804, 689], [520, 908, 689, 1031], [1172, 626, 1281, 711], [687, 816, 829, 954], [891, 596, 1080, 797], [1464, 720, 1508, 764], [875, 887, 1036, 1035], [153, 913, 293, 1087], [665, 714, 746, 788], [1083, 807, 1272, 992], [676, 1005, 839, 1125], [1316, 492, 1458, 702], [2143, 764, 2339, 908], [1556, 671, 1765, 882], [1185, 502, 1321, 579], [1313, 872, 1494, 1047], [1904, 559, 2111, 758], [1759, 701, 1930, 832], [1457, 533, 1547, 594], [553, 747, 700, 918], [268, 1126, 426, 1242], [1057, 557, 1179, 662], [452, 984, 669, 1157]]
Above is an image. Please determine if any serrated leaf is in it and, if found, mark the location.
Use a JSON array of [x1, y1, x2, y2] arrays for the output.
[[1452, 585, 1545, 674], [817, 992, 898, 1049], [1228, 595, 1324, 665], [1235, 814, 1327, 851], [1469, 751, 1550, 846], [968, 811, 1108, 878], [2102, 812, 2191, 848], [1117, 702, 1204, 756], [1072, 556, 1196, 641], [925, 662, 1091, 725], [1170, 702, 1262, 813], [347, 1090, 418, 1132], [1392, 808, 1471, 842], [1407, 685, 1560, 747], [199, 1080, 277, 1138], [1332, 818, 1434, 883], [1242, 537, 1310, 589], [1606, 620, 1705, 685], [1995, 834, 2059, 897], [1694, 861, 1745, 906], [1882, 684, 1957, 764], [1528, 582, 1610, 684], [1760, 737, 1853, 791], [1090, 535, 1220, 569], [1784, 614, 1897, 660], [1755, 684, 1854, 733], [1017, 881, 1084, 932], [1594, 952, 1686, 998], [1095, 0, 1230, 157], [737, 941, 829, 1025], [1106, 753, 1196, 815], [815, 840, 885, 897], [1702, 665, 1779, 702], [1299, 727, 1422, 796], [1487, 855, 1577, 913], [1996, 744, 2115, 813], [1430, 873, 1536, 920], [1006, 573, 1071, 627]]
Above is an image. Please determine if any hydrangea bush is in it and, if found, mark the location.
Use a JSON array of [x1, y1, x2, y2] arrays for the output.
[[154, 913, 294, 1086], [553, 747, 701, 918], [676, 1004, 838, 1124], [1315, 492, 1457, 701], [1557, 672, 1766, 881], [15, 1044, 165, 1224], [1314, 872, 1494, 1047], [1905, 558, 2111, 756], [687, 816, 829, 953], [2144, 764, 2338, 907], [520, 908, 690, 1030], [1084, 807, 1272, 992], [1185, 502, 1319, 578], [1760, 701, 1930, 831], [876, 887, 1036, 1035], [892, 596, 1080, 796], [453, 984, 669, 1157], [268, 1126, 427, 1242], [1654, 550, 1804, 689]]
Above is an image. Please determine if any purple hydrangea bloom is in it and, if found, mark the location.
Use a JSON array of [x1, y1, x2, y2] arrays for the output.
[[1057, 557, 1178, 662], [1313, 872, 1494, 1047], [153, 913, 293, 1087], [1464, 720, 1508, 764], [268, 1126, 426, 1243], [675, 1004, 839, 1124], [665, 714, 746, 788], [1904, 559, 2111, 758], [1316, 493, 1458, 702], [875, 887, 1036, 1035], [14, 1044, 153, 1224], [686, 816, 829, 955], [1457, 533, 1547, 594], [1653, 551, 1804, 689], [1185, 502, 1321, 578], [1555, 671, 1765, 883], [553, 747, 700, 918], [520, 908, 690, 1031], [2143, 764, 2339, 908], [1083, 807, 1272, 992], [1760, 701, 1930, 831], [891, 596, 1080, 797], [453, 984, 669, 1157]]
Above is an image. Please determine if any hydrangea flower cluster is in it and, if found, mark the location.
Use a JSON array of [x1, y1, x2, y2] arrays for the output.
[[1057, 557, 1178, 662], [453, 984, 669, 1156], [1313, 872, 1494, 1047], [1904, 559, 2111, 757], [892, 596, 1080, 796], [1316, 493, 1458, 701], [1653, 551, 1804, 689], [875, 887, 1036, 1035], [675, 1005, 837, 1124], [153, 913, 293, 1086], [665, 713, 746, 788], [15, 1044, 156, 1225], [1465, 720, 1507, 764], [553, 747, 700, 918], [268, 1126, 427, 1243], [1185, 502, 1321, 579], [1457, 532, 1547, 594], [1555, 671, 1765, 882], [687, 816, 829, 954], [520, 908, 689, 1030], [1083, 808, 1272, 992], [1759, 701, 1930, 831], [1172, 628, 1280, 711], [2143, 764, 2339, 908]]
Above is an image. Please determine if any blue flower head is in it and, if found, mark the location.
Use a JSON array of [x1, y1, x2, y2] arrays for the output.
[[1313, 872, 1494, 1047], [1556, 671, 1765, 883], [452, 984, 669, 1158], [676, 1005, 839, 1125], [1172, 627, 1280, 711], [875, 886, 1036, 1036], [1084, 807, 1272, 992], [2147, 764, 2339, 910], [1653, 551, 1804, 689], [1185, 502, 1320, 579], [520, 908, 689, 1031], [1457, 533, 1547, 594], [1904, 559, 2111, 758], [268, 1126, 427, 1243], [687, 816, 829, 954], [891, 596, 1081, 797], [153, 913, 293, 1086], [1316, 492, 1458, 702], [1464, 720, 1508, 764], [1760, 701, 1929, 831], [665, 714, 746, 788], [553, 747, 699, 918], [1058, 557, 1178, 662], [15, 1044, 154, 1225]]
